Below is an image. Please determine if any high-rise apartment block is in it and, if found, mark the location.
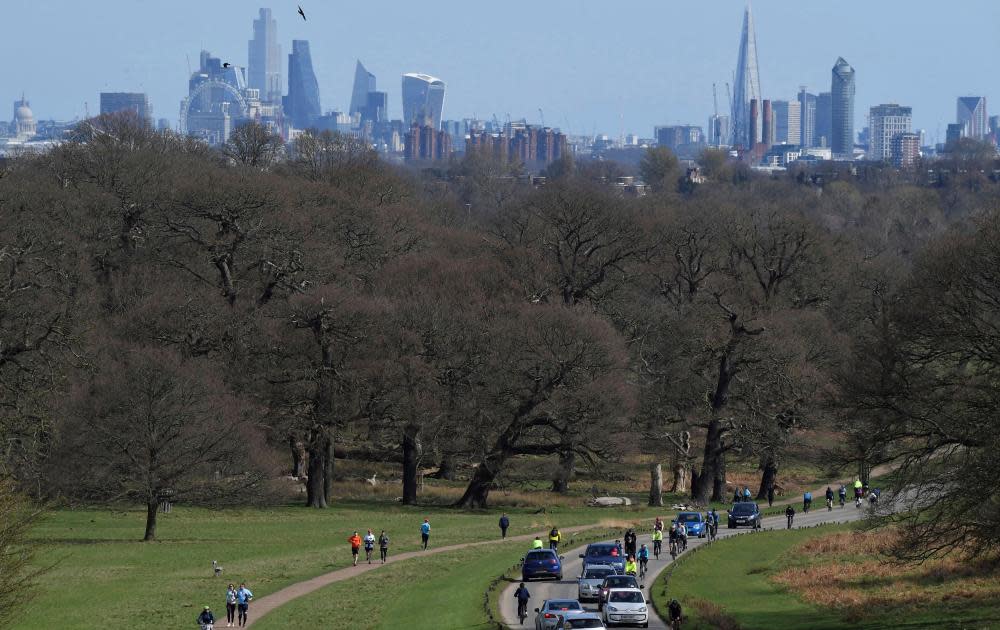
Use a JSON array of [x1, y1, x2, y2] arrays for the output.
[[402, 73, 445, 130], [815, 92, 832, 148], [656, 125, 703, 150], [466, 126, 566, 165], [956, 96, 988, 140], [404, 124, 451, 160], [708, 114, 730, 147], [248, 8, 282, 103], [100, 92, 152, 122], [772, 100, 800, 145], [831, 57, 855, 158], [868, 104, 912, 161], [284, 40, 321, 130], [731, 5, 762, 147], [891, 132, 920, 168]]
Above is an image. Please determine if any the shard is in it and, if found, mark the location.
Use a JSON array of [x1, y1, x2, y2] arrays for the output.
[[731, 4, 762, 148]]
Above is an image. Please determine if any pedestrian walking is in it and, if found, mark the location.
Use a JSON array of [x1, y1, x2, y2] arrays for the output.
[[225, 583, 238, 627], [420, 518, 431, 550], [499, 512, 510, 539], [348, 531, 362, 566], [378, 530, 390, 563], [235, 582, 253, 628]]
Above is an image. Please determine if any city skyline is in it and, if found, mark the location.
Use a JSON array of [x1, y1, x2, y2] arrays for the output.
[[3, 0, 999, 141]]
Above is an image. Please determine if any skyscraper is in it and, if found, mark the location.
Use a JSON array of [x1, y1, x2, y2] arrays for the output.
[[815, 92, 832, 148], [772, 100, 800, 145], [869, 104, 912, 161], [956, 96, 988, 139], [798, 89, 816, 148], [402, 73, 446, 130], [284, 40, 321, 130], [731, 5, 762, 148], [248, 8, 282, 103], [100, 92, 152, 122], [831, 57, 855, 159], [350, 60, 376, 118]]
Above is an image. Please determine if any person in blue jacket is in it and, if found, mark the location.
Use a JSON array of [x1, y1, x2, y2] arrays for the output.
[[420, 518, 431, 549], [235, 583, 253, 628], [499, 513, 510, 539]]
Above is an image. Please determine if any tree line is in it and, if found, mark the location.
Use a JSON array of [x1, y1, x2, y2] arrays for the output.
[[1, 113, 999, 558]]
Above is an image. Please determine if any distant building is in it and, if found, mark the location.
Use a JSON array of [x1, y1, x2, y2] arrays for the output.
[[731, 4, 762, 147], [402, 73, 445, 130], [815, 92, 832, 148], [284, 40, 321, 130], [798, 89, 816, 148], [946, 122, 966, 147], [708, 114, 730, 147], [831, 57, 855, 159], [892, 132, 920, 167], [350, 60, 377, 120], [404, 124, 451, 160], [655, 125, 703, 151], [466, 126, 566, 165], [248, 8, 282, 103], [957, 96, 987, 140], [100, 92, 152, 122], [869, 104, 912, 161], [157, 118, 171, 132], [10, 96, 36, 141], [772, 100, 800, 145]]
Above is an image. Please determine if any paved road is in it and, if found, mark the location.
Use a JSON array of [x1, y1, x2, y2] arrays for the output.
[[500, 501, 872, 629]]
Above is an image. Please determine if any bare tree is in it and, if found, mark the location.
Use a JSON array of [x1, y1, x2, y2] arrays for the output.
[[0, 479, 46, 626], [223, 121, 284, 169]]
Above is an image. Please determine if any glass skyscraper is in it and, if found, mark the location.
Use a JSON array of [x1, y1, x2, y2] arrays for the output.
[[284, 40, 321, 130], [402, 73, 445, 130], [831, 57, 855, 159], [350, 60, 376, 118], [731, 5, 762, 148], [248, 8, 282, 104]]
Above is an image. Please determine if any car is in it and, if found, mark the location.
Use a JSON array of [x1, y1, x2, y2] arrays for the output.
[[534, 599, 585, 630], [727, 502, 762, 529], [522, 548, 564, 582], [577, 564, 616, 601], [601, 587, 649, 628], [579, 542, 625, 574], [553, 612, 607, 629], [596, 574, 640, 611], [673, 511, 707, 538]]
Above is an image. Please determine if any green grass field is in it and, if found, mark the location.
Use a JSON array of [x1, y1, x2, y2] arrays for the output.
[[15, 502, 621, 630], [653, 524, 1000, 629]]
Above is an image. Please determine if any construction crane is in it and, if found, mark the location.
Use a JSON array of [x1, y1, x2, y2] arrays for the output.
[[538, 108, 545, 127], [713, 83, 719, 118]]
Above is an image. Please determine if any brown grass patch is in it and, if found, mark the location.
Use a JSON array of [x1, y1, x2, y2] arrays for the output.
[[771, 531, 1000, 619], [689, 598, 742, 630]]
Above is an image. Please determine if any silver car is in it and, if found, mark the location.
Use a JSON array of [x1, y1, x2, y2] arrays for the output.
[[553, 612, 607, 629], [534, 599, 586, 630], [601, 588, 649, 628], [577, 564, 616, 601]]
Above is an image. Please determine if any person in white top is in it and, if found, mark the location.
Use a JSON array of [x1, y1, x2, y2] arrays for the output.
[[363, 529, 376, 564]]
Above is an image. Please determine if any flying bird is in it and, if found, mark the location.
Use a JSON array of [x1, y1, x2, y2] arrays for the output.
[[297, 5, 306, 20], [222, 62, 231, 68]]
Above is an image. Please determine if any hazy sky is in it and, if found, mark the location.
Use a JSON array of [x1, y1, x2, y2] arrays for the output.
[[3, 0, 998, 142]]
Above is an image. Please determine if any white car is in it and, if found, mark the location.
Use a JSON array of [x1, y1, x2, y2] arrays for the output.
[[578, 564, 616, 601], [601, 588, 649, 628], [535, 599, 586, 630], [554, 612, 607, 628]]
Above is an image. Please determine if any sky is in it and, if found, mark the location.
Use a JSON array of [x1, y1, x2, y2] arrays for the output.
[[3, 0, 999, 143]]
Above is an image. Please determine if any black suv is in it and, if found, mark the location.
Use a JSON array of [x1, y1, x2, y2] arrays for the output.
[[727, 502, 762, 529]]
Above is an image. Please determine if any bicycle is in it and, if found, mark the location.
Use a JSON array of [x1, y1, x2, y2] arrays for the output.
[[826, 497, 833, 511], [517, 600, 528, 624], [839, 495, 846, 508], [786, 515, 794, 529], [669, 539, 678, 560], [653, 539, 661, 559], [639, 557, 648, 579], [708, 522, 717, 541]]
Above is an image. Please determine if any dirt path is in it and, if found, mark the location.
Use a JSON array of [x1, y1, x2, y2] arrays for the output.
[[245, 524, 595, 626]]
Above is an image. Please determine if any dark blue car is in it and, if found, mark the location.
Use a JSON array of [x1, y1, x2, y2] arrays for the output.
[[522, 548, 564, 581], [579, 542, 625, 574]]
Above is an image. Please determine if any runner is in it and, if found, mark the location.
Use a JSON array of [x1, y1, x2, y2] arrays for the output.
[[235, 583, 253, 628], [225, 584, 237, 627], [348, 531, 362, 566], [420, 518, 431, 550], [378, 529, 390, 564], [363, 528, 376, 564]]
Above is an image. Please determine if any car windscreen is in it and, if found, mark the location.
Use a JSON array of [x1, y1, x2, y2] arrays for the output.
[[609, 590, 644, 603], [566, 620, 605, 628], [677, 513, 702, 522], [547, 600, 582, 610], [731, 504, 757, 514], [587, 545, 616, 556], [526, 551, 554, 561], [585, 568, 613, 579], [604, 577, 637, 588]]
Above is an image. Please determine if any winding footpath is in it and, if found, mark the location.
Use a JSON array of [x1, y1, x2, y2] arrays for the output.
[[246, 524, 595, 626]]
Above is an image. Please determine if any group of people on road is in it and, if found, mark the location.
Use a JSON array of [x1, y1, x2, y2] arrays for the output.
[[732, 485, 753, 503], [348, 528, 391, 566], [197, 583, 252, 629]]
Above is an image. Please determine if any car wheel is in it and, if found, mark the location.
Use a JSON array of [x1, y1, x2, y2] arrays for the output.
[[556, 573, 563, 581]]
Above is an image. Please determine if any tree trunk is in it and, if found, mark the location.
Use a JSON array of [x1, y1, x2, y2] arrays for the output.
[[551, 450, 575, 493], [670, 463, 686, 493], [693, 417, 724, 504], [429, 453, 456, 480], [757, 456, 778, 500], [305, 427, 332, 508], [713, 450, 727, 502], [143, 500, 158, 542], [455, 450, 509, 509], [402, 423, 421, 505], [289, 435, 307, 478], [649, 462, 664, 507]]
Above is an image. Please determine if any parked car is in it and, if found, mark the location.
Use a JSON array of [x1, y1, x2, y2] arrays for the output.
[[727, 502, 762, 529], [534, 599, 585, 630], [597, 574, 640, 611], [522, 548, 564, 582], [579, 542, 625, 574], [577, 564, 616, 601], [601, 587, 649, 627], [673, 511, 707, 538], [554, 612, 607, 629]]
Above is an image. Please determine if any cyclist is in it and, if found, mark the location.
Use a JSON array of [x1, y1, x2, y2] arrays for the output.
[[654, 516, 664, 533], [624, 528, 637, 558], [803, 491, 812, 513], [869, 488, 881, 507], [548, 526, 561, 551], [197, 606, 215, 630], [825, 487, 834, 511], [677, 521, 688, 551], [363, 529, 376, 564], [531, 536, 544, 550], [514, 582, 531, 622], [838, 484, 847, 507], [668, 599, 683, 629], [637, 544, 650, 576], [652, 527, 663, 558], [624, 555, 638, 576], [785, 504, 795, 529]]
